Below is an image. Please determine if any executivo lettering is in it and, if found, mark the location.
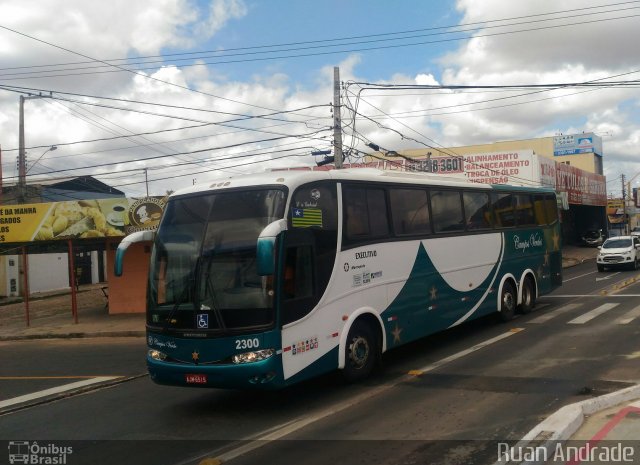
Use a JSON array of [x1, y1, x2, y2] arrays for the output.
[[355, 250, 377, 259]]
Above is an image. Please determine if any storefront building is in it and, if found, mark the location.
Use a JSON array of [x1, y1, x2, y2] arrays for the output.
[[0, 185, 167, 314]]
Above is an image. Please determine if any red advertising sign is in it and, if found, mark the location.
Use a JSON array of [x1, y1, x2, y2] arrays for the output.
[[555, 163, 606, 206]]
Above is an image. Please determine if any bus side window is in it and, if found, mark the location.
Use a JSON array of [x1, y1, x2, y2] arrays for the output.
[[389, 188, 431, 235], [514, 194, 536, 227], [343, 186, 389, 244], [345, 188, 368, 238], [492, 192, 515, 228], [533, 194, 547, 225], [431, 190, 464, 233], [544, 194, 559, 224], [463, 191, 492, 230]]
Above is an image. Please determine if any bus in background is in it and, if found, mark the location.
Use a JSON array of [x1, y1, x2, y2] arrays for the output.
[[115, 168, 561, 389]]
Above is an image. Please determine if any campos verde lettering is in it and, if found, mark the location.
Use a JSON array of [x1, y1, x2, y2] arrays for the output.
[[513, 233, 544, 253]]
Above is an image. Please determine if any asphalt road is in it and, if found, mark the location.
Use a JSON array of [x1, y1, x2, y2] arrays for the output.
[[1, 260, 639, 465]]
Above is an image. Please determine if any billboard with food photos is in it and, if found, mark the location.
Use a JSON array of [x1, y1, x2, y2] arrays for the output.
[[0, 196, 166, 244]]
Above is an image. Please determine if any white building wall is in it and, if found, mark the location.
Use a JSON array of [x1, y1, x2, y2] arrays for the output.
[[90, 251, 100, 284], [28, 253, 70, 293], [6, 255, 20, 297]]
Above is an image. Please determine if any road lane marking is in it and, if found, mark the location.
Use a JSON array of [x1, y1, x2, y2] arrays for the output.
[[617, 304, 640, 325], [568, 302, 619, 324], [527, 303, 582, 324], [0, 376, 120, 409], [182, 329, 524, 465], [563, 270, 598, 282], [409, 328, 524, 376], [595, 271, 621, 282]]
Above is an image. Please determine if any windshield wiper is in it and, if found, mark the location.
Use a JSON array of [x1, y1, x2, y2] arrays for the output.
[[161, 258, 199, 332], [199, 255, 226, 331]]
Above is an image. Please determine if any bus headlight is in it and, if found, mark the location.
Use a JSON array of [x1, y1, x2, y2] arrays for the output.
[[232, 349, 275, 364], [148, 349, 167, 361]]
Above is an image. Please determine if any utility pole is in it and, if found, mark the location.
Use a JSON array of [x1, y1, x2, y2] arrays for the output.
[[622, 174, 628, 234], [18, 94, 50, 203], [628, 180, 634, 231], [332, 66, 343, 169], [18, 95, 25, 202], [144, 168, 149, 197]]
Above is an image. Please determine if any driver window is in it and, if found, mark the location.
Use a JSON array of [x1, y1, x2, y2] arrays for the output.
[[283, 246, 314, 300]]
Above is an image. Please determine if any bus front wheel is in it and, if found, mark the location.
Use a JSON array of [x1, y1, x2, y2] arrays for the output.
[[499, 282, 517, 322], [343, 320, 377, 382]]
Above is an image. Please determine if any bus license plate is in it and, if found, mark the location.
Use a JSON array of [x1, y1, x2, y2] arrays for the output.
[[185, 374, 207, 384]]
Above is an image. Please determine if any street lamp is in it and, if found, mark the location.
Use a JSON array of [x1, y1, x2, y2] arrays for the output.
[[26, 145, 57, 174]]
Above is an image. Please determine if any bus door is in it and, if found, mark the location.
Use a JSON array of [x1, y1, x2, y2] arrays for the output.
[[278, 228, 319, 326]]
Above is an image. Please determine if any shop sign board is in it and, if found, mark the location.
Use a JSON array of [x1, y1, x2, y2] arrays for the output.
[[0, 196, 166, 244], [462, 150, 535, 185], [607, 199, 626, 224], [555, 162, 607, 206], [553, 132, 603, 156]]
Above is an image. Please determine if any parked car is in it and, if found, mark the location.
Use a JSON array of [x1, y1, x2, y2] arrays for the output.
[[631, 227, 640, 238], [581, 229, 606, 247], [596, 236, 640, 271]]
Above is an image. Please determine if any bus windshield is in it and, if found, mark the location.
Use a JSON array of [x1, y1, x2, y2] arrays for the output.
[[148, 188, 287, 332]]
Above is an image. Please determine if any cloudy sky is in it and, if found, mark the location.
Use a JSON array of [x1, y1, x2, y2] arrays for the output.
[[0, 0, 639, 197]]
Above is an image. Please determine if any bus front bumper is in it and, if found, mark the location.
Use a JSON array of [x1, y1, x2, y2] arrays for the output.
[[146, 354, 285, 390]]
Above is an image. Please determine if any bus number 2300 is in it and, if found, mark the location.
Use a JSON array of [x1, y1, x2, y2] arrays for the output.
[[236, 338, 260, 350]]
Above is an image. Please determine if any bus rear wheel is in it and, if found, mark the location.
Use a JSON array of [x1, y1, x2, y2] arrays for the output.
[[343, 320, 377, 382], [499, 282, 517, 322], [519, 277, 536, 314]]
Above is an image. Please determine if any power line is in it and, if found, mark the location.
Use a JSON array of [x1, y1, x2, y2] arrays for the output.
[[2, 11, 640, 80], [2, 1, 638, 77], [0, 86, 331, 153], [0, 84, 326, 123], [0, 24, 312, 115], [110, 150, 317, 189], [3, 129, 330, 180], [49, 99, 209, 168]]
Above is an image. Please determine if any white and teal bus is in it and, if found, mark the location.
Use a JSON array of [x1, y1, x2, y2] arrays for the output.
[[115, 168, 561, 389]]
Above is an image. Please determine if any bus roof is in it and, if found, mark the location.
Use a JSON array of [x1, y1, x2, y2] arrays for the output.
[[170, 168, 552, 198]]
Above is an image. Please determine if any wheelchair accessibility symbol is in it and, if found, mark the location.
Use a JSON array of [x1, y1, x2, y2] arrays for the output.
[[197, 314, 209, 329]]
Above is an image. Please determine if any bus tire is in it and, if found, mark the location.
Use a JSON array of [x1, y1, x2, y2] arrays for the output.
[[519, 276, 536, 314], [499, 281, 516, 322], [343, 320, 377, 382]]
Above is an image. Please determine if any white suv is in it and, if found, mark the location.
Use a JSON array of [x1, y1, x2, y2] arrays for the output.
[[597, 236, 640, 271]]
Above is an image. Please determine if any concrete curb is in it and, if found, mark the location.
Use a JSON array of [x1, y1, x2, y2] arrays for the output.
[[496, 384, 640, 464], [0, 330, 146, 341]]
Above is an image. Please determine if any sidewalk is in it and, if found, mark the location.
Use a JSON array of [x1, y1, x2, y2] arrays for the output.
[[508, 386, 640, 464], [0, 283, 145, 341]]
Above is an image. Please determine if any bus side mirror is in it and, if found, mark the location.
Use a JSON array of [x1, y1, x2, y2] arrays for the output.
[[256, 219, 287, 276], [114, 230, 155, 276]]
